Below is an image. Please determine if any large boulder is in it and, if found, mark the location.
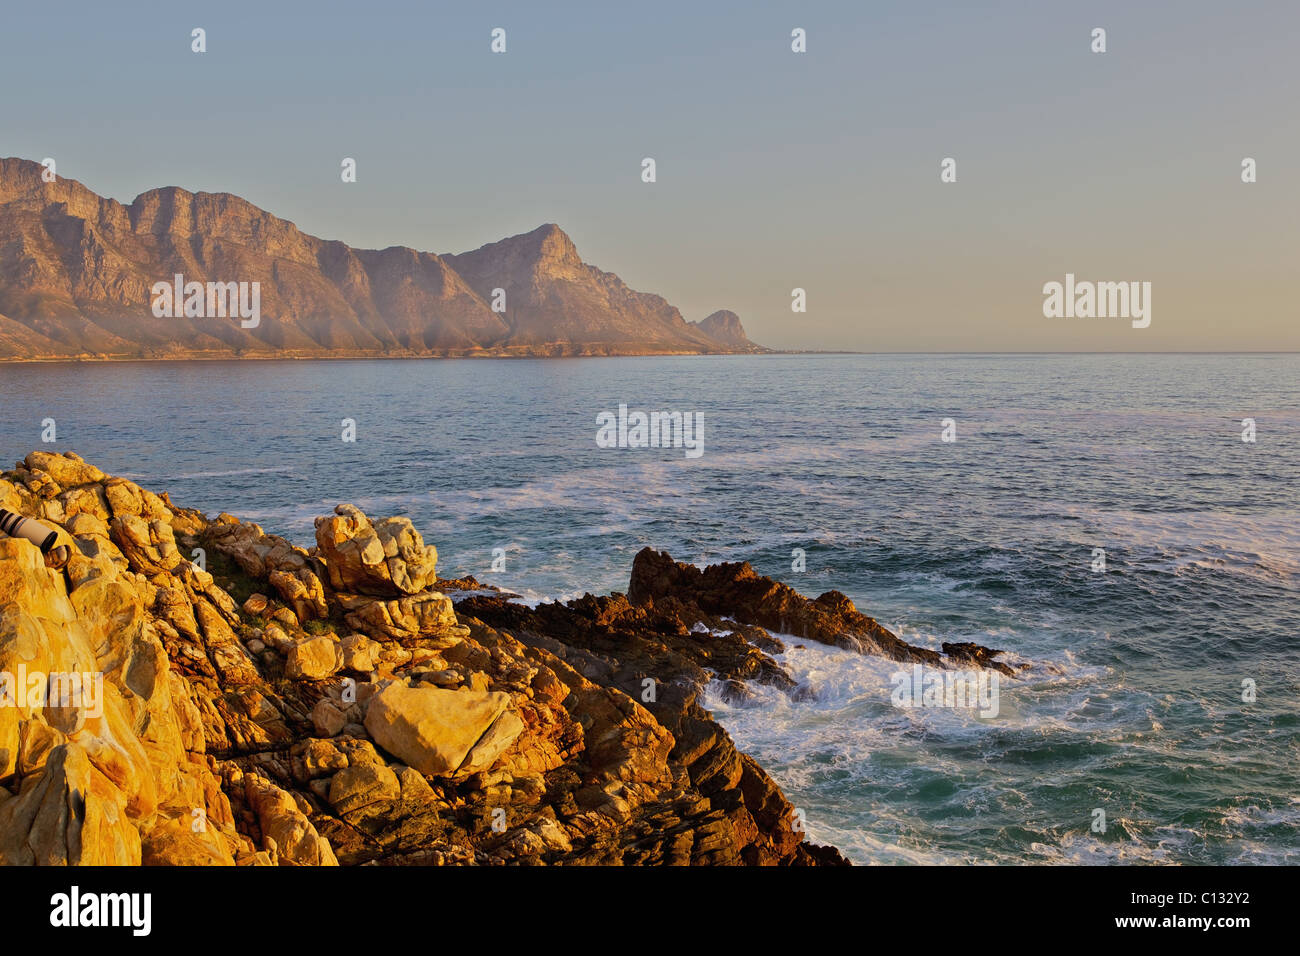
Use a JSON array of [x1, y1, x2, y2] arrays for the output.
[[0, 743, 140, 864], [285, 636, 340, 681], [338, 592, 461, 642], [0, 534, 242, 865], [364, 682, 521, 776], [315, 504, 437, 596], [241, 770, 338, 866], [24, 451, 105, 489]]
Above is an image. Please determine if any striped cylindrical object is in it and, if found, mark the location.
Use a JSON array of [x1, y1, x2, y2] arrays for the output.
[[0, 508, 60, 554]]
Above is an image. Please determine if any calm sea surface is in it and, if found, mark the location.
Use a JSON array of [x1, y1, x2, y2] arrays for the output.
[[2, 354, 1297, 864]]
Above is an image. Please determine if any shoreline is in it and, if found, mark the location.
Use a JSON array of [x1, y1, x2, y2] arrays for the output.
[[0, 452, 1035, 866], [0, 451, 861, 864], [0, 348, 847, 365], [3, 350, 1290, 366]]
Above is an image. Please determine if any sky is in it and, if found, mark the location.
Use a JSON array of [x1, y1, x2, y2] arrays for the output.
[[1, 0, 1296, 351]]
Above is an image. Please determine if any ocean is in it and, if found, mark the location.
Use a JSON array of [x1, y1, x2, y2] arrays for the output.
[[1, 353, 1296, 864]]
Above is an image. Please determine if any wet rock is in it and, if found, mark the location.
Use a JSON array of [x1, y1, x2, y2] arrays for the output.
[[628, 548, 1018, 674]]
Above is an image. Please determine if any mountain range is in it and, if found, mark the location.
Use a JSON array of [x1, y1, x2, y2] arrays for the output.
[[0, 157, 764, 360]]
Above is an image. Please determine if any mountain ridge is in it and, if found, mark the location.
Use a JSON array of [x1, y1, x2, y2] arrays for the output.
[[0, 158, 766, 360]]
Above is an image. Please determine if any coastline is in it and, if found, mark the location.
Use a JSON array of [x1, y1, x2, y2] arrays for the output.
[[0, 347, 853, 365], [4, 350, 1287, 366], [3, 350, 1291, 866], [2, 451, 884, 864], [0, 451, 1019, 864]]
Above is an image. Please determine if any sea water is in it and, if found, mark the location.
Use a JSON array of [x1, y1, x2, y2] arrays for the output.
[[1, 353, 1296, 864]]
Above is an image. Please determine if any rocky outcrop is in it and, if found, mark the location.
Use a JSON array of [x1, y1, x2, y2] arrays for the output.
[[691, 310, 761, 351], [626, 548, 1023, 676], [0, 158, 765, 360], [0, 452, 841, 865], [444, 225, 751, 353], [314, 505, 439, 596]]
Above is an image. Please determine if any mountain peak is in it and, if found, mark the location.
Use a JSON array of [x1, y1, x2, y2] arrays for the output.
[[692, 310, 754, 348], [0, 161, 766, 359], [0, 156, 108, 215], [525, 223, 580, 268], [455, 223, 582, 275]]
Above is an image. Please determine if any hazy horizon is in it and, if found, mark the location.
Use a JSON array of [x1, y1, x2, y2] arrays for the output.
[[2, 0, 1296, 352]]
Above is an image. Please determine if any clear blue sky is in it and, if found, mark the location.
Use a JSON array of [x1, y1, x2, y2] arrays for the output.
[[2, 0, 1295, 350]]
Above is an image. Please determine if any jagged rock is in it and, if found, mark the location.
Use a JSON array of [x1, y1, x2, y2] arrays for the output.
[[295, 739, 349, 779], [240, 770, 338, 866], [0, 453, 847, 867], [141, 813, 234, 866], [315, 505, 438, 596], [942, 641, 1014, 674], [339, 591, 461, 642], [328, 760, 401, 818], [110, 514, 185, 577], [59, 484, 110, 521], [195, 599, 261, 685], [204, 514, 313, 579], [268, 568, 328, 622], [0, 743, 140, 864], [627, 548, 1020, 675], [0, 510, 244, 866], [23, 451, 105, 488], [103, 477, 171, 520], [65, 511, 110, 540]]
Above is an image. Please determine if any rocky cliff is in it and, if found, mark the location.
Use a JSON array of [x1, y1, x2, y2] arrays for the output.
[[1, 451, 856, 865], [0, 453, 1025, 865], [691, 310, 758, 350], [0, 158, 764, 360]]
